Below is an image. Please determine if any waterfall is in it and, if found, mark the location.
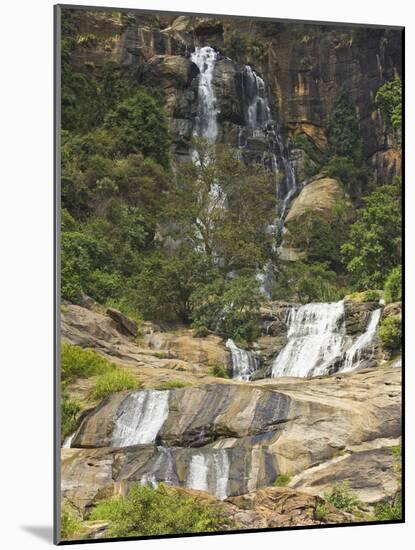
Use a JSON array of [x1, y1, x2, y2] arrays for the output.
[[139, 447, 176, 489], [62, 432, 76, 449], [271, 301, 346, 378], [226, 338, 260, 381], [186, 450, 230, 500], [111, 390, 170, 447], [191, 46, 218, 142], [340, 308, 382, 372]]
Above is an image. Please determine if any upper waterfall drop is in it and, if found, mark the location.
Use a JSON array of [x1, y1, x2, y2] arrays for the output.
[[271, 300, 346, 378], [111, 390, 170, 447], [191, 46, 218, 142]]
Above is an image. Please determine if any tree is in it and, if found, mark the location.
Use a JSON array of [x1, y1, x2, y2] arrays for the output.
[[128, 244, 218, 322], [341, 178, 401, 290], [375, 78, 402, 131], [285, 198, 352, 271], [326, 89, 363, 162], [167, 139, 276, 272], [104, 91, 170, 167], [190, 275, 263, 344], [384, 265, 402, 304], [272, 262, 344, 304]]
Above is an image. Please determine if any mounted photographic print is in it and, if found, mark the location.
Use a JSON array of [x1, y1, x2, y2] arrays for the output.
[[54, 4, 404, 544]]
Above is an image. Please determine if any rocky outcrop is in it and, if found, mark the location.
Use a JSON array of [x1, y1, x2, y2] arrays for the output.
[[62, 366, 401, 510], [344, 297, 380, 336], [66, 10, 402, 181], [291, 446, 400, 504], [61, 304, 229, 372], [285, 176, 345, 223]]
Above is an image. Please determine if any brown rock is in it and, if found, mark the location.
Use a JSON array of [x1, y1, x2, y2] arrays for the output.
[[106, 307, 138, 337]]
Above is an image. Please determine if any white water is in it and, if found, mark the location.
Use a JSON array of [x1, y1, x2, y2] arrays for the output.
[[62, 432, 76, 449], [271, 301, 346, 378], [186, 450, 230, 499], [111, 390, 170, 447], [191, 46, 218, 142], [340, 308, 382, 372], [226, 338, 260, 380]]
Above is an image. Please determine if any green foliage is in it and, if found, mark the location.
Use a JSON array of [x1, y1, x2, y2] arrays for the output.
[[315, 503, 329, 522], [273, 262, 345, 304], [130, 245, 218, 322], [326, 89, 363, 162], [379, 315, 401, 352], [91, 369, 140, 401], [61, 344, 114, 387], [285, 199, 351, 271], [274, 474, 291, 487], [168, 140, 276, 273], [157, 380, 192, 390], [225, 32, 249, 62], [61, 507, 83, 540], [324, 482, 362, 513], [209, 364, 230, 379], [341, 178, 402, 290], [191, 275, 263, 344], [375, 78, 402, 131], [324, 156, 368, 194], [61, 392, 81, 441], [374, 494, 402, 521], [348, 290, 381, 302], [103, 92, 170, 167], [384, 266, 402, 304], [89, 483, 230, 536], [193, 326, 210, 338]]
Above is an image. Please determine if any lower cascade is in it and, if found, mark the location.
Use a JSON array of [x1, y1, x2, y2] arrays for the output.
[[340, 308, 382, 372], [271, 301, 382, 378], [186, 450, 230, 500], [111, 390, 170, 447], [226, 338, 260, 380], [271, 301, 346, 378]]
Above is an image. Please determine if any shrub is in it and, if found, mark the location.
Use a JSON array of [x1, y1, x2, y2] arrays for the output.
[[61, 393, 81, 441], [379, 315, 401, 352], [209, 364, 230, 379], [157, 380, 191, 390], [91, 369, 140, 401], [61, 344, 114, 386], [88, 483, 230, 537], [384, 266, 402, 304], [348, 290, 381, 302], [324, 482, 361, 513], [315, 503, 329, 522], [374, 494, 402, 521], [193, 325, 210, 338], [274, 474, 291, 487], [61, 507, 83, 540]]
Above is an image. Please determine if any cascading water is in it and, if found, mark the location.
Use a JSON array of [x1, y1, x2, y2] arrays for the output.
[[226, 338, 260, 381], [62, 432, 76, 449], [111, 390, 170, 447], [271, 301, 346, 378], [340, 308, 382, 372], [191, 46, 218, 142], [186, 450, 230, 500]]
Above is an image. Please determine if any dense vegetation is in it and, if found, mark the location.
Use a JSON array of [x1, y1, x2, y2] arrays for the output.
[[61, 11, 401, 341], [88, 483, 230, 537]]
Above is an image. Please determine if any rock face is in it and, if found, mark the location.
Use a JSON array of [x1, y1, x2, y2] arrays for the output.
[[62, 366, 401, 511], [67, 10, 402, 182], [291, 447, 400, 504], [284, 176, 345, 223]]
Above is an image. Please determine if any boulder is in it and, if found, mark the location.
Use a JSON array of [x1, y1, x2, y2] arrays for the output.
[[106, 308, 138, 337], [285, 176, 345, 224]]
